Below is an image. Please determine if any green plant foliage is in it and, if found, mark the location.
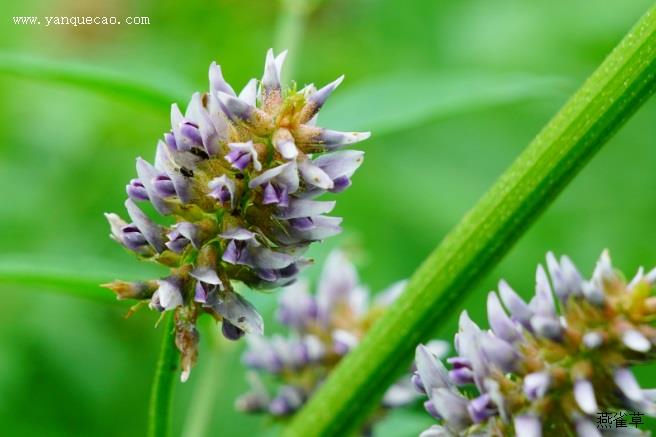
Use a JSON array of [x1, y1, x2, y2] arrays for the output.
[[2, 0, 656, 436], [285, 4, 656, 435]]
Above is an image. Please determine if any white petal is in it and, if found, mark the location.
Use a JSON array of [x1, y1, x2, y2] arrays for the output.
[[533, 264, 556, 316], [583, 331, 604, 349], [209, 61, 236, 96], [373, 280, 407, 307], [498, 280, 533, 327], [623, 329, 651, 353], [211, 291, 263, 334], [157, 279, 183, 310], [313, 150, 365, 179], [575, 418, 601, 437], [124, 197, 165, 252], [274, 199, 335, 219], [614, 368, 644, 402], [574, 379, 598, 414], [316, 250, 358, 311], [239, 78, 258, 106], [415, 345, 452, 392], [219, 227, 256, 241], [514, 414, 542, 437], [190, 267, 221, 285], [299, 159, 333, 189]]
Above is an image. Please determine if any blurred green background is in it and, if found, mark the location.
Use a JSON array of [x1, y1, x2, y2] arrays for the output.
[[1, 0, 655, 435]]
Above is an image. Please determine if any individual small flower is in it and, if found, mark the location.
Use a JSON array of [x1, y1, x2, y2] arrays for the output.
[[236, 250, 449, 433], [103, 50, 368, 381], [414, 250, 656, 436]]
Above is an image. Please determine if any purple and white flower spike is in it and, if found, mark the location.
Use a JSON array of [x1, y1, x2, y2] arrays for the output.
[[236, 249, 449, 432], [103, 51, 368, 382], [414, 250, 656, 436]]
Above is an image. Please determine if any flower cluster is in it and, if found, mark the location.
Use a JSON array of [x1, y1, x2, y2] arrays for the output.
[[414, 250, 656, 436], [236, 250, 448, 430], [102, 50, 368, 381]]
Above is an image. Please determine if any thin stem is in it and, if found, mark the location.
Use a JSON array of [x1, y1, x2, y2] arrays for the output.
[[148, 312, 179, 437], [285, 5, 656, 436], [275, 0, 324, 81], [181, 324, 235, 437]]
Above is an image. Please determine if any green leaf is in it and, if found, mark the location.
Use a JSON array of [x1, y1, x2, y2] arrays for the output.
[[0, 52, 187, 109], [320, 72, 570, 135], [0, 263, 113, 303], [0, 256, 162, 303], [285, 4, 656, 436]]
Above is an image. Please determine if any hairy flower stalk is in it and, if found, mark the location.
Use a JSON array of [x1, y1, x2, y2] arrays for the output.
[[236, 250, 448, 431], [414, 251, 656, 436], [102, 50, 368, 381]]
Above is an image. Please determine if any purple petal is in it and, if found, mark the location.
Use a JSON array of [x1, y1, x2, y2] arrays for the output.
[[153, 175, 176, 198], [288, 217, 315, 231], [524, 371, 550, 400], [208, 61, 236, 96], [164, 132, 177, 150], [330, 175, 351, 193], [303, 75, 344, 120], [124, 198, 165, 252], [479, 334, 518, 373], [448, 367, 474, 385], [487, 291, 520, 343], [180, 122, 203, 148], [135, 158, 172, 215], [467, 393, 494, 423], [498, 279, 533, 329], [121, 225, 148, 250], [208, 175, 236, 207], [194, 282, 207, 303], [225, 141, 261, 171], [126, 178, 149, 201], [153, 141, 193, 203], [222, 319, 245, 340]]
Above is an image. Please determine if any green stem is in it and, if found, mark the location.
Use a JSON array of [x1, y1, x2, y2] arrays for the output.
[[275, 0, 324, 81], [148, 312, 179, 437], [285, 5, 656, 437], [181, 324, 235, 437]]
